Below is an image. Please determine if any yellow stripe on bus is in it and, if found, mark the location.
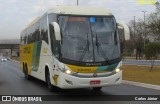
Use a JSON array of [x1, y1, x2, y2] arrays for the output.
[[66, 64, 97, 73], [20, 44, 34, 75]]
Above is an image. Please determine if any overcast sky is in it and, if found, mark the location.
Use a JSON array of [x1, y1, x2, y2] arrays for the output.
[[0, 0, 156, 39]]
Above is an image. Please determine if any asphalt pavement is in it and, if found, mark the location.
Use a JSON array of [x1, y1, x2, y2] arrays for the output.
[[0, 60, 160, 104], [122, 59, 160, 66]]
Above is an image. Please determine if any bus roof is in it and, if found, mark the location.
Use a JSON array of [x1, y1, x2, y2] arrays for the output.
[[47, 6, 112, 16], [22, 6, 112, 33]]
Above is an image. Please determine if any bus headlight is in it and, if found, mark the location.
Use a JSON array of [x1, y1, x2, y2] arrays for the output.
[[115, 68, 120, 73], [61, 68, 73, 75], [114, 65, 122, 73], [65, 69, 72, 74]]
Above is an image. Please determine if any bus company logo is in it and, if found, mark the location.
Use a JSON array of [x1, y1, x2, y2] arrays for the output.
[[93, 73, 98, 77], [137, 0, 156, 4], [2, 96, 11, 101]]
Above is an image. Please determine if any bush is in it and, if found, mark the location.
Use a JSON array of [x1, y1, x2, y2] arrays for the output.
[[144, 43, 160, 59], [144, 43, 160, 71]]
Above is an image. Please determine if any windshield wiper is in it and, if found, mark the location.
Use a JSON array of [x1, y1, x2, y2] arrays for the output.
[[79, 33, 89, 62], [96, 34, 110, 62]]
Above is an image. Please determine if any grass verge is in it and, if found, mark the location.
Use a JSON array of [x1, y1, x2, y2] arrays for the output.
[[123, 65, 160, 86]]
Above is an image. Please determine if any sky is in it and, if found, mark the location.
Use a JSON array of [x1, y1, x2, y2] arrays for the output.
[[0, 0, 157, 39]]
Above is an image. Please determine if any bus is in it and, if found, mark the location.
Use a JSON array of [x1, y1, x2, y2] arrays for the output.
[[20, 6, 130, 91]]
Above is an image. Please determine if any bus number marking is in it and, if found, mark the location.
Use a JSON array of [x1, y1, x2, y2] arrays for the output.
[[78, 68, 91, 72]]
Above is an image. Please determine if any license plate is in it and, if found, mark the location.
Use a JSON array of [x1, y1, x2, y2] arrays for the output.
[[90, 80, 101, 85]]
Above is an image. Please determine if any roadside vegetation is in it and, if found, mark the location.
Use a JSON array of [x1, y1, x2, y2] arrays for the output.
[[123, 65, 160, 85], [122, 1, 160, 61], [144, 43, 160, 71], [122, 1, 160, 73]]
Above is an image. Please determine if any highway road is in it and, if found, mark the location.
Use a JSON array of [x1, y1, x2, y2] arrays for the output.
[[123, 60, 160, 66], [0, 60, 160, 104]]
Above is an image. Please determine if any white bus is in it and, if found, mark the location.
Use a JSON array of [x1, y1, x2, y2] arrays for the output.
[[20, 6, 130, 91]]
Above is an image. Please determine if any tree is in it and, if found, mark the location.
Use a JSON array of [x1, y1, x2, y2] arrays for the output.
[[155, 1, 160, 14], [124, 1, 160, 59], [146, 13, 160, 41], [145, 0, 160, 41], [144, 43, 160, 72], [127, 19, 145, 59]]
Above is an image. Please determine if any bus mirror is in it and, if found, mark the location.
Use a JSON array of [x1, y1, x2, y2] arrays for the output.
[[51, 22, 61, 41], [117, 22, 130, 40]]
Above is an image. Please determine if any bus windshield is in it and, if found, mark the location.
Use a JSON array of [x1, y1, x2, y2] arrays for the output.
[[58, 16, 120, 65]]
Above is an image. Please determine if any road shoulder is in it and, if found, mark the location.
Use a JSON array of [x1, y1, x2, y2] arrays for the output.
[[123, 80, 160, 91]]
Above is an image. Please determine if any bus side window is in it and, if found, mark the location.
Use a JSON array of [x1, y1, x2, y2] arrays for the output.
[[40, 16, 49, 44], [27, 27, 33, 43], [49, 24, 59, 58], [21, 30, 26, 45], [36, 23, 40, 42]]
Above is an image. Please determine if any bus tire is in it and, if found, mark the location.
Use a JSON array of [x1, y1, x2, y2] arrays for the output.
[[24, 64, 31, 80], [46, 69, 60, 92], [92, 87, 102, 91], [46, 71, 54, 91]]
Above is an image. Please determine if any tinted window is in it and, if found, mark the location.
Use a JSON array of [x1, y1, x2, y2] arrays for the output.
[[49, 24, 59, 57], [21, 30, 26, 45], [35, 22, 40, 41], [40, 16, 48, 44], [22, 16, 48, 44], [25, 22, 40, 44]]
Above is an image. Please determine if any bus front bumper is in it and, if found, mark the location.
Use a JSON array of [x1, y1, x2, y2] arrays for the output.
[[56, 71, 122, 89]]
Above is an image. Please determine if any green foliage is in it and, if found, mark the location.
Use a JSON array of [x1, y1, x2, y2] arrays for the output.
[[144, 43, 160, 71], [155, 1, 160, 13], [144, 43, 160, 60]]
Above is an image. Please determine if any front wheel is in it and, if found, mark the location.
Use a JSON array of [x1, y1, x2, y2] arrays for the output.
[[46, 71, 60, 92], [46, 71, 54, 91]]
